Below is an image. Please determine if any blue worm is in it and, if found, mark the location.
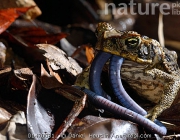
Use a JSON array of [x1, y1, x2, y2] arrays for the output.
[[89, 51, 112, 99], [109, 55, 147, 115], [88, 51, 167, 135], [74, 86, 167, 136]]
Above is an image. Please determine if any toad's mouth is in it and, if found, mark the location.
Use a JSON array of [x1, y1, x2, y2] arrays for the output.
[[122, 59, 149, 69], [121, 53, 153, 65], [102, 47, 153, 65]]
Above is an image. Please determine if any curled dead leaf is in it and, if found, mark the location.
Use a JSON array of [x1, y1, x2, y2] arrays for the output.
[[53, 86, 87, 140], [40, 64, 62, 89], [46, 60, 63, 84], [65, 115, 138, 140], [27, 75, 55, 140], [37, 44, 82, 76], [10, 67, 33, 90], [0, 111, 27, 140]]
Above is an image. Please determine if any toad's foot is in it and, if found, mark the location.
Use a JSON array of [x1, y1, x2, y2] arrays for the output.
[[145, 105, 164, 121]]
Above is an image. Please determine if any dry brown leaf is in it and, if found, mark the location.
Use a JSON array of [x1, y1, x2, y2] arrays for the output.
[[0, 111, 27, 140], [36, 44, 82, 76], [40, 64, 62, 89], [0, 0, 41, 19], [65, 115, 138, 140], [46, 60, 63, 84], [12, 19, 61, 34], [53, 86, 87, 140], [14, 67, 33, 80], [0, 42, 6, 68], [0, 107, 11, 124], [6, 27, 67, 47], [10, 67, 33, 90]]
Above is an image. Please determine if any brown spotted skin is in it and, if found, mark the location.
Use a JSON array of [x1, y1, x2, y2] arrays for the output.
[[121, 60, 164, 104], [95, 22, 180, 121]]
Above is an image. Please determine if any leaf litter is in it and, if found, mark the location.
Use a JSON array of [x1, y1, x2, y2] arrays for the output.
[[0, 1, 180, 139]]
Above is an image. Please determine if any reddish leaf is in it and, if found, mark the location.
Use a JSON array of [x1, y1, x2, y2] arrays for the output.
[[9, 27, 47, 36], [5, 27, 68, 47], [85, 45, 94, 63], [24, 32, 68, 46], [0, 7, 32, 34], [71, 44, 94, 65]]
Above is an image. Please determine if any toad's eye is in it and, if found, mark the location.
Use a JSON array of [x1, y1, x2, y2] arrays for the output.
[[125, 38, 139, 49]]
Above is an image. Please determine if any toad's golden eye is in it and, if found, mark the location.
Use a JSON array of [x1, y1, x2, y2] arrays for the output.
[[125, 38, 139, 49]]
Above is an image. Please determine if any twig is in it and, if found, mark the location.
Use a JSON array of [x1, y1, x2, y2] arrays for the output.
[[158, 12, 164, 47]]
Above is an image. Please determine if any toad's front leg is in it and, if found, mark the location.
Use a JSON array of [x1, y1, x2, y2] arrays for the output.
[[145, 68, 180, 121]]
